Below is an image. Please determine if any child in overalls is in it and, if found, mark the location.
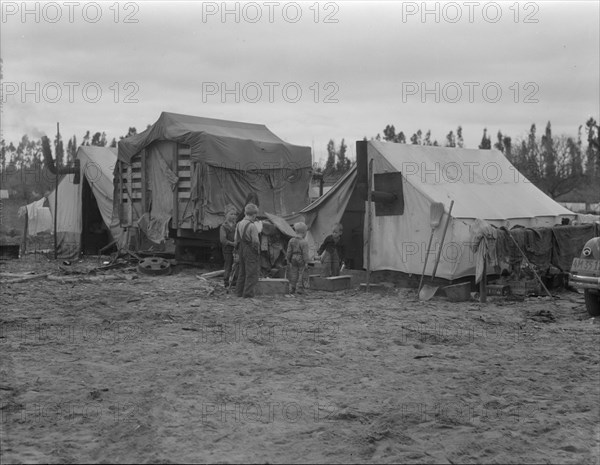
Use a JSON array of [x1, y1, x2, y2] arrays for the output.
[[286, 222, 309, 294], [220, 206, 237, 287], [318, 223, 344, 277], [234, 203, 260, 298]]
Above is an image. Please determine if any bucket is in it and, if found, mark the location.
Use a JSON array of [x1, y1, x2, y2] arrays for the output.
[[444, 282, 471, 302]]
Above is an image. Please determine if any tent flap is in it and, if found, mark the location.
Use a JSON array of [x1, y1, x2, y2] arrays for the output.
[[45, 146, 122, 258]]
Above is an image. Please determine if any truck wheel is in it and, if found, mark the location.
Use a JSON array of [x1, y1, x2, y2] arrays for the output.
[[584, 291, 600, 317]]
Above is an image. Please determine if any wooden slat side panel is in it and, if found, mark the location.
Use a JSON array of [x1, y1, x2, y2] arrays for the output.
[[141, 148, 148, 213], [127, 164, 133, 225], [118, 161, 125, 226], [178, 145, 191, 156], [173, 143, 179, 227]]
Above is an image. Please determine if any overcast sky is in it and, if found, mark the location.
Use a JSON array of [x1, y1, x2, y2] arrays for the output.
[[1, 0, 599, 163]]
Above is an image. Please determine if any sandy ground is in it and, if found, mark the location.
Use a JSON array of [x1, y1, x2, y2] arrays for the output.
[[1, 255, 599, 464]]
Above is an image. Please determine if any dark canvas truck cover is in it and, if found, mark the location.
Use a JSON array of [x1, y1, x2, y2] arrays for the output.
[[115, 112, 312, 238]]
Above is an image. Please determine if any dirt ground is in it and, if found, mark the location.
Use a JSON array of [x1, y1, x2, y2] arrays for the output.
[[1, 255, 599, 464]]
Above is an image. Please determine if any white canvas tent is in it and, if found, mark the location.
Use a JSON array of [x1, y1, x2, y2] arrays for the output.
[[299, 140, 576, 280], [47, 146, 122, 258]]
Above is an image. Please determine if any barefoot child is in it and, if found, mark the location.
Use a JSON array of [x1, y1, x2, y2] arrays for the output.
[[220, 206, 237, 287], [286, 222, 309, 294], [318, 223, 344, 277]]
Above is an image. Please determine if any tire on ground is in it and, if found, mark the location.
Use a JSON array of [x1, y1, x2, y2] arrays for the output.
[[137, 257, 171, 276]]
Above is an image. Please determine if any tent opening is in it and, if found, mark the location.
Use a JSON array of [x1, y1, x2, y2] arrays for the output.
[[341, 210, 364, 270], [81, 176, 111, 255], [339, 144, 368, 270]]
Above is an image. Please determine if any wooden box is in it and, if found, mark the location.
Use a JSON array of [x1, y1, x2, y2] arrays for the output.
[[506, 280, 542, 296], [359, 283, 388, 292], [309, 275, 352, 291], [486, 284, 510, 296], [255, 278, 289, 295]]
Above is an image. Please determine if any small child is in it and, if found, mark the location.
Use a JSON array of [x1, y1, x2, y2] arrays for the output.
[[220, 206, 237, 287], [286, 222, 309, 294], [318, 223, 344, 277]]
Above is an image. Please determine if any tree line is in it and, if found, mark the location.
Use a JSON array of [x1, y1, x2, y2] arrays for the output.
[[2, 118, 598, 202], [0, 127, 140, 202], [0, 127, 140, 170], [316, 118, 599, 200]]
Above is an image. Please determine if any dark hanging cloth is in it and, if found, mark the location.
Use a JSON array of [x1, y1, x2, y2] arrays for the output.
[[551, 223, 600, 271]]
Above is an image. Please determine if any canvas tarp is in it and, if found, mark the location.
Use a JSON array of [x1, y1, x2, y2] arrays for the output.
[[189, 162, 311, 230], [118, 112, 312, 169], [117, 112, 312, 233], [368, 141, 576, 223], [48, 173, 80, 258], [550, 223, 600, 271], [136, 140, 176, 242], [48, 146, 122, 258], [366, 141, 576, 280], [78, 146, 122, 244], [300, 140, 577, 280], [467, 220, 599, 283]]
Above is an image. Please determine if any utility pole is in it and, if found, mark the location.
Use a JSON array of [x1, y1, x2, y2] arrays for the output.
[[42, 124, 78, 260]]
